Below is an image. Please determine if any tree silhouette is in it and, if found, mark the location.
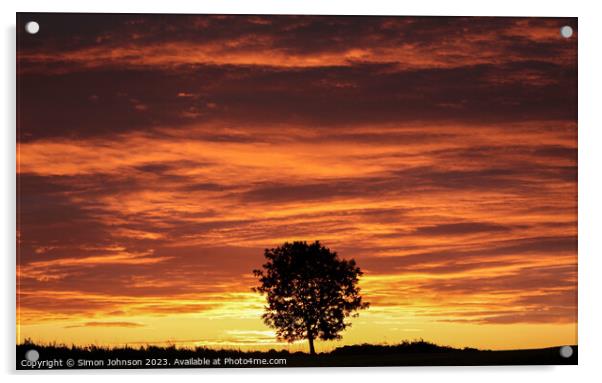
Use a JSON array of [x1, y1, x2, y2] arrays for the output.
[[253, 241, 369, 355]]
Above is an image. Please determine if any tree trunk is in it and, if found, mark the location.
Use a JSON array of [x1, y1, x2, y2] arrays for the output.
[[308, 335, 316, 355]]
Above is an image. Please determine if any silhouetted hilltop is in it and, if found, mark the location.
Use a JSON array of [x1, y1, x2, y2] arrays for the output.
[[331, 339, 474, 355]]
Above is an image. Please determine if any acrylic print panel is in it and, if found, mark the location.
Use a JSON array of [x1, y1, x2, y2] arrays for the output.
[[16, 13, 577, 369]]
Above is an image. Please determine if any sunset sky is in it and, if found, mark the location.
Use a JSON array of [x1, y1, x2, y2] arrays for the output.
[[17, 14, 577, 351]]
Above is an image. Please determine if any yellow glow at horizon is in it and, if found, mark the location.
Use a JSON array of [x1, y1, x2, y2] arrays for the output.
[[18, 308, 577, 352]]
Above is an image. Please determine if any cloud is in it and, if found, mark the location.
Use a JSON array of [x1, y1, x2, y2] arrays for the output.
[[65, 321, 146, 328], [17, 15, 576, 72], [16, 62, 577, 142], [359, 236, 577, 272], [16, 16, 576, 143], [413, 222, 512, 236]]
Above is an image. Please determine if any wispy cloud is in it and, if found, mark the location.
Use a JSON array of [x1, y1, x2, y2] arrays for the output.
[[65, 321, 146, 329]]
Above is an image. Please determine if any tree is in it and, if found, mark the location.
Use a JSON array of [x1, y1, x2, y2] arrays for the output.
[[253, 241, 369, 355]]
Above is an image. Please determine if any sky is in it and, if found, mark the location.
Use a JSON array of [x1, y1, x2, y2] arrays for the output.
[[17, 14, 577, 351]]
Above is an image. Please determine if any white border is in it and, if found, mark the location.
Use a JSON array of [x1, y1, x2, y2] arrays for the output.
[[3, 1, 601, 382]]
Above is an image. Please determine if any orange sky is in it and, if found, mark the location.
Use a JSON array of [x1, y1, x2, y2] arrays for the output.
[[17, 14, 577, 351]]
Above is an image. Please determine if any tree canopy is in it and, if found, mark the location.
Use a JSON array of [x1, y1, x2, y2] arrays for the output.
[[253, 241, 368, 355]]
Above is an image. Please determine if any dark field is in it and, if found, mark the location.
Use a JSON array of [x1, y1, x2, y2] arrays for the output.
[[16, 340, 577, 369]]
